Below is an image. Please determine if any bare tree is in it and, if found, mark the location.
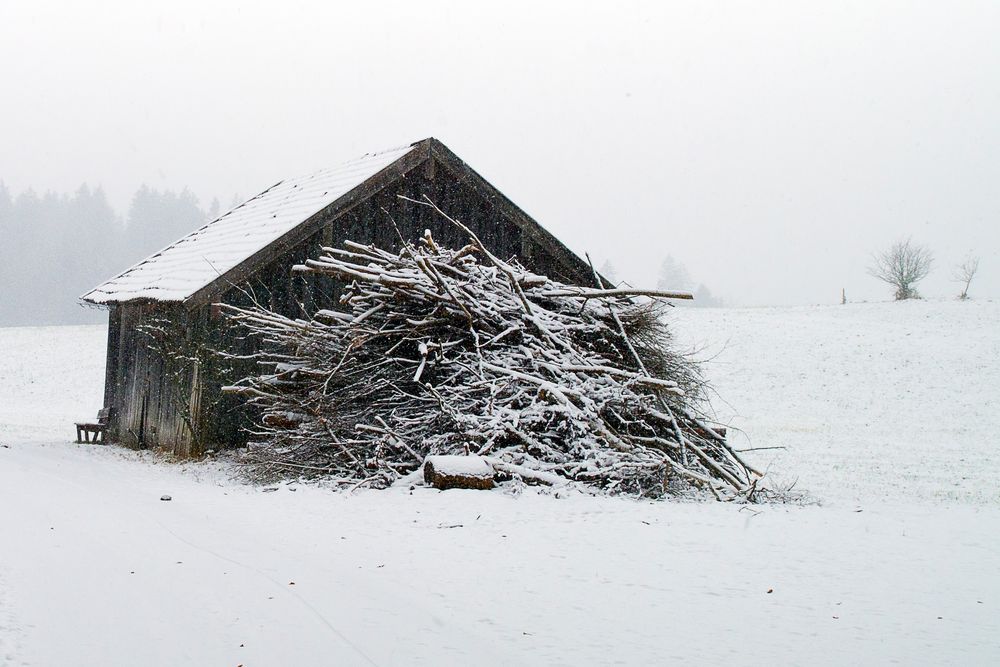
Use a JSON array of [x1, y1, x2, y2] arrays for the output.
[[953, 254, 980, 300], [868, 238, 933, 300]]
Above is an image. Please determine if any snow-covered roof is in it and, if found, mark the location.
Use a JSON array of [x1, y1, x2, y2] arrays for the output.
[[82, 143, 416, 304]]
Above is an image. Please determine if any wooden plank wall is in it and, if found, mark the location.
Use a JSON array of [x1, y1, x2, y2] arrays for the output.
[[105, 302, 196, 456]]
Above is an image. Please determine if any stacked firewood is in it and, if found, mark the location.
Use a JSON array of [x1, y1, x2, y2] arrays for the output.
[[224, 202, 759, 498]]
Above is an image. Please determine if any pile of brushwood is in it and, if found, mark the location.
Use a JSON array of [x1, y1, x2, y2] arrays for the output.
[[224, 203, 759, 499]]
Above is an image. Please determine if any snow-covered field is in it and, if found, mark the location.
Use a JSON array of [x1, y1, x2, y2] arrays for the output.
[[672, 299, 1000, 506], [1, 301, 998, 666]]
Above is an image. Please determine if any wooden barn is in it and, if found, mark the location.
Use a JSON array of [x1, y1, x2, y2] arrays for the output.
[[82, 138, 597, 457]]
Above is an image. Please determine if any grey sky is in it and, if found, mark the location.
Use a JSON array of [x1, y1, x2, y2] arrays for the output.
[[2, 0, 998, 305]]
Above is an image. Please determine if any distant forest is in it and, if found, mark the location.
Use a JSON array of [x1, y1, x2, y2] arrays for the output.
[[0, 182, 231, 326]]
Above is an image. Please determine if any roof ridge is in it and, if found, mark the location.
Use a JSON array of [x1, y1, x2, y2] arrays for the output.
[[277, 139, 429, 185]]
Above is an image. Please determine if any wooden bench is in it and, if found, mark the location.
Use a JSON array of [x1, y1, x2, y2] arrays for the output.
[[75, 408, 110, 444]]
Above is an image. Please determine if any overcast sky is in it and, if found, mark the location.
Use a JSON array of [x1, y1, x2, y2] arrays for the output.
[[2, 0, 998, 305]]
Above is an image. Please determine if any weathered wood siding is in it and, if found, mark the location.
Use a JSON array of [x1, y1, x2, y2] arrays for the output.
[[104, 302, 197, 454]]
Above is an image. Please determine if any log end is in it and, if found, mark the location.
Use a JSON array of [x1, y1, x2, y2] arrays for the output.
[[423, 455, 495, 491]]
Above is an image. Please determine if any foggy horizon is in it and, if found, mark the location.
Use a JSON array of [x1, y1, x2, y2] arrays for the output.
[[2, 1, 998, 311]]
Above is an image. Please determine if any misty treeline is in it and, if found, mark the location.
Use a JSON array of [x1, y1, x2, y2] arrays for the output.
[[0, 182, 230, 326], [600, 256, 724, 308]]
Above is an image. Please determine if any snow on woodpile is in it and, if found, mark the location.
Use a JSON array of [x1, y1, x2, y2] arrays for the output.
[[224, 201, 756, 499], [81, 144, 414, 304]]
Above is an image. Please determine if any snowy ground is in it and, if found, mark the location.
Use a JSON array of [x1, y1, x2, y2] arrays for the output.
[[671, 299, 1000, 506], [1, 301, 998, 666]]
